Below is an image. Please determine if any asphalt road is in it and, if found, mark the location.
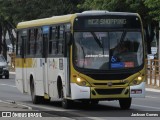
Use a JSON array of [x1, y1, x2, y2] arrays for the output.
[[0, 74, 160, 120]]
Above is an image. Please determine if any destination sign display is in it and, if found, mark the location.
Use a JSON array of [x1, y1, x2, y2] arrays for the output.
[[74, 15, 141, 30], [87, 19, 127, 25]]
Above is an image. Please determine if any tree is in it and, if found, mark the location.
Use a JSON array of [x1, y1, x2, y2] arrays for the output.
[[145, 0, 160, 21]]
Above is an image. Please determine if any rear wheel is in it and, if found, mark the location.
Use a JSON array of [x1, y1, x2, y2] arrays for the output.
[[30, 80, 41, 104], [61, 88, 72, 109], [91, 100, 99, 105], [43, 97, 51, 104], [119, 98, 132, 110]]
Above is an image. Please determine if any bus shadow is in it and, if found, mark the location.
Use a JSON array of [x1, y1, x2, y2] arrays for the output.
[[43, 101, 138, 117], [48, 101, 136, 111]]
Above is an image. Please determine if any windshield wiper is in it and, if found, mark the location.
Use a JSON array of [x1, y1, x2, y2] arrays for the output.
[[91, 32, 103, 48], [119, 31, 126, 47]]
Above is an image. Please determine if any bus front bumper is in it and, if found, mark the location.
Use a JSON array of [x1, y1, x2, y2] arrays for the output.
[[70, 82, 145, 100], [130, 82, 145, 98]]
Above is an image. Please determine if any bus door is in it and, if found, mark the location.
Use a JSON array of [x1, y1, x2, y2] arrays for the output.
[[22, 36, 28, 92], [65, 31, 71, 97], [42, 26, 49, 96], [16, 30, 28, 93], [21, 32, 28, 93]]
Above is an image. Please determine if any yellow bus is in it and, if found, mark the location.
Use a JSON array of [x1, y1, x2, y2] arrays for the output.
[[16, 11, 145, 109]]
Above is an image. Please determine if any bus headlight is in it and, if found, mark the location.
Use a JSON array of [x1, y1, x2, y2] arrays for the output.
[[76, 77, 91, 87], [138, 76, 142, 81], [77, 77, 81, 82]]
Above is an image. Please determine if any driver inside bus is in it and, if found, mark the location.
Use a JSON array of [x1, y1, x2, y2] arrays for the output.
[[111, 41, 129, 63]]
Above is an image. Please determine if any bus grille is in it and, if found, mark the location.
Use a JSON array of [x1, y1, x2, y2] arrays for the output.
[[95, 88, 124, 95], [94, 83, 126, 86]]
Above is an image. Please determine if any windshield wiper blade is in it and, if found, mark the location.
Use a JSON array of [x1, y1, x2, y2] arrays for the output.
[[91, 32, 103, 48]]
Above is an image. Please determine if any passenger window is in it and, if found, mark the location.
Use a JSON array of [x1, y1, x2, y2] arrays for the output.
[[16, 30, 27, 57], [36, 28, 43, 56], [48, 25, 64, 56]]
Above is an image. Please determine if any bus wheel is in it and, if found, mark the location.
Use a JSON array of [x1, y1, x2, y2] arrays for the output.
[[5, 75, 9, 79], [43, 97, 51, 104], [61, 88, 72, 109], [119, 98, 132, 110], [91, 100, 99, 105], [30, 80, 41, 104]]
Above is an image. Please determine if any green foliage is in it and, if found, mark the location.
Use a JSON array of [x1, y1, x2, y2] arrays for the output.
[[0, 0, 81, 55], [0, 0, 81, 25], [78, 0, 130, 11], [79, 0, 149, 21], [145, 0, 160, 21], [0, 0, 159, 55]]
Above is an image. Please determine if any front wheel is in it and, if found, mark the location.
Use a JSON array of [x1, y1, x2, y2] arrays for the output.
[[119, 98, 132, 110], [91, 100, 99, 105], [30, 80, 41, 104], [61, 88, 72, 109], [5, 75, 9, 79]]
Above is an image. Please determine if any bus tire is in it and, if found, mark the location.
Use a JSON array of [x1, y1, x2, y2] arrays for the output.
[[119, 98, 132, 110], [91, 100, 99, 105], [61, 88, 72, 109], [43, 97, 51, 104], [5, 75, 9, 79], [30, 80, 41, 104]]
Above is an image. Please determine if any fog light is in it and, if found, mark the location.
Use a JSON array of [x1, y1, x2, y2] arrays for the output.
[[133, 80, 138, 85], [81, 81, 87, 86]]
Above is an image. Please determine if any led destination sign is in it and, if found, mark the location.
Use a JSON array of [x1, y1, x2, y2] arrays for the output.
[[74, 15, 141, 30], [87, 19, 127, 25]]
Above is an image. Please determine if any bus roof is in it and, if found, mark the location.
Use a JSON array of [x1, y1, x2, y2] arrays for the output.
[[17, 14, 76, 29], [17, 11, 139, 29], [77, 11, 138, 17]]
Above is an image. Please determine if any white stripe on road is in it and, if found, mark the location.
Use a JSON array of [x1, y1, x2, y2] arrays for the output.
[[132, 104, 160, 110], [146, 96, 159, 99], [146, 88, 160, 93], [0, 84, 16, 88]]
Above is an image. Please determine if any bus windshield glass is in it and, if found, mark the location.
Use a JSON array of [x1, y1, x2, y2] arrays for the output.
[[73, 31, 143, 70]]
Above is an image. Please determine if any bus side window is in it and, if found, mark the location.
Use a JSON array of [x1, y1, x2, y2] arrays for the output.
[[55, 26, 60, 54], [17, 31, 23, 56], [49, 26, 56, 55], [48, 25, 64, 56], [17, 30, 27, 57], [36, 28, 43, 56], [58, 25, 65, 55], [28, 29, 36, 56]]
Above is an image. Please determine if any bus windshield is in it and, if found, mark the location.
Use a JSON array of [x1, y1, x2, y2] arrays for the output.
[[73, 31, 143, 70]]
